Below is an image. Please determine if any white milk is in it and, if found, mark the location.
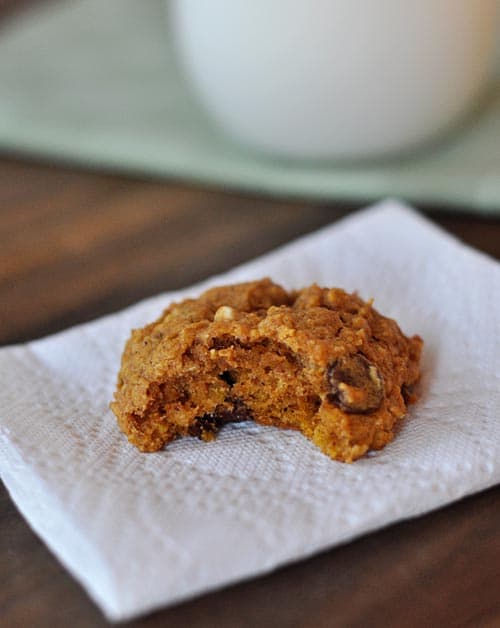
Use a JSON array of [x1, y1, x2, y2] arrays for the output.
[[170, 0, 498, 159]]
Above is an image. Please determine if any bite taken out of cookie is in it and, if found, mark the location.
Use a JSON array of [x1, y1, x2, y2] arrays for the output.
[[111, 279, 422, 462]]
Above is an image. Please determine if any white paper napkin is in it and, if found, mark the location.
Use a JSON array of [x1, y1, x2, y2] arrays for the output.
[[1, 200, 499, 622]]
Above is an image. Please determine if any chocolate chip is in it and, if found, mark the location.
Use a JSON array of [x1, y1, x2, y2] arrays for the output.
[[189, 400, 251, 438], [210, 336, 235, 350], [218, 370, 237, 387], [327, 354, 384, 414], [188, 412, 218, 438], [401, 383, 417, 404]]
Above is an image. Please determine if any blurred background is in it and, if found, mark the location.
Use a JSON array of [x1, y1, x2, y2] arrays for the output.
[[1, 0, 500, 209]]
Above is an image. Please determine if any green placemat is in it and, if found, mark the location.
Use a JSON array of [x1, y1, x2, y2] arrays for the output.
[[1, 0, 500, 213]]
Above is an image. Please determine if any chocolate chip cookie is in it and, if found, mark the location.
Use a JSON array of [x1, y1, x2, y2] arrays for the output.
[[111, 279, 422, 462]]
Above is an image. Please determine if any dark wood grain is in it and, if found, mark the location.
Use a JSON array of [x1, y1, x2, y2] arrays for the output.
[[1, 150, 500, 628]]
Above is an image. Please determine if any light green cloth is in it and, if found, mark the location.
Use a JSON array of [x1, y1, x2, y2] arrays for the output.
[[1, 0, 500, 214]]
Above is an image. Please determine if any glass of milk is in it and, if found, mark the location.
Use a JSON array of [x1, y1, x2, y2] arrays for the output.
[[170, 0, 498, 159]]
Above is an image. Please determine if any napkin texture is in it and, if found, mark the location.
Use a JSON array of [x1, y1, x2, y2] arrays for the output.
[[1, 0, 500, 213], [1, 201, 500, 622]]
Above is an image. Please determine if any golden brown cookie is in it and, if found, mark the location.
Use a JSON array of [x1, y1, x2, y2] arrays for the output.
[[111, 279, 422, 462]]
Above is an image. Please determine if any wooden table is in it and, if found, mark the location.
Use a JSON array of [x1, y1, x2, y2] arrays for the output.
[[1, 155, 500, 628]]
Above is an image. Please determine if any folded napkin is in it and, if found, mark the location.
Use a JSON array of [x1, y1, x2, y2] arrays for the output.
[[1, 0, 500, 214], [1, 201, 499, 622]]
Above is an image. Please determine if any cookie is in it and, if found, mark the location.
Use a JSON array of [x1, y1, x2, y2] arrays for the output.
[[111, 279, 422, 462]]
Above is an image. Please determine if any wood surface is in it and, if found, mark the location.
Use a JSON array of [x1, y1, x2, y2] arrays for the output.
[[1, 156, 500, 628]]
